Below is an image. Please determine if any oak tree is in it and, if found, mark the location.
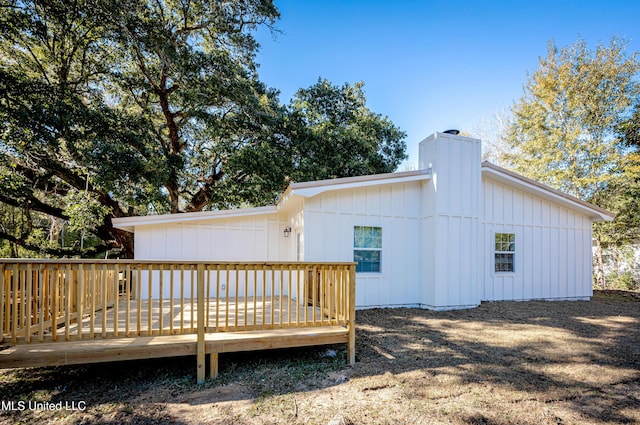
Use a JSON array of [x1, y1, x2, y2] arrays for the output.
[[288, 78, 407, 182], [0, 0, 280, 257], [0, 2, 407, 258]]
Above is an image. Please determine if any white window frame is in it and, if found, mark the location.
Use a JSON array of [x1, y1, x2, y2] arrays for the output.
[[494, 232, 516, 274], [353, 226, 382, 273]]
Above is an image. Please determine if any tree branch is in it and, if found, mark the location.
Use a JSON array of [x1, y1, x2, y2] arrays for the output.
[[184, 169, 225, 212], [175, 20, 213, 36], [28, 156, 128, 219], [0, 229, 112, 257], [0, 192, 69, 220]]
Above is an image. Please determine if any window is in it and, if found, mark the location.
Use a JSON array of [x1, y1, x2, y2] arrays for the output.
[[354, 226, 382, 273], [494, 233, 515, 273]]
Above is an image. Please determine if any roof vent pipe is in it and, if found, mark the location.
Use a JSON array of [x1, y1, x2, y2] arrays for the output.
[[443, 129, 460, 135]]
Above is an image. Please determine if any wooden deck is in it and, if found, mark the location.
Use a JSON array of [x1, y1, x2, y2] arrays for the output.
[[0, 327, 349, 374], [58, 296, 326, 337], [0, 260, 356, 382]]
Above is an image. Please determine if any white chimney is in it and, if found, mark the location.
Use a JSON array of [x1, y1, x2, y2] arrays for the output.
[[418, 131, 482, 310]]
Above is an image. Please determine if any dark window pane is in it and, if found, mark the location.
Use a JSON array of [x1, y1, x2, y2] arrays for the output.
[[354, 249, 381, 273], [494, 253, 514, 272], [354, 226, 382, 273]]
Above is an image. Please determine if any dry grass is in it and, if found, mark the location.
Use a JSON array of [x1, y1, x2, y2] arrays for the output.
[[1, 290, 639, 424]]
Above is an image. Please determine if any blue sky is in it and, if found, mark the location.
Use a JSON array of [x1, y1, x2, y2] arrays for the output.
[[254, 1, 640, 165]]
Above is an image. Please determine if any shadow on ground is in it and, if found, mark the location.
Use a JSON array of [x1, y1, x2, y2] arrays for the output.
[[354, 292, 640, 424], [1, 291, 638, 424]]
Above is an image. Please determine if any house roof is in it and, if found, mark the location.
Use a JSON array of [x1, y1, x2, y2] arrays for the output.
[[481, 161, 614, 222], [113, 169, 432, 232], [112, 205, 277, 233], [277, 168, 432, 206], [112, 162, 614, 232]]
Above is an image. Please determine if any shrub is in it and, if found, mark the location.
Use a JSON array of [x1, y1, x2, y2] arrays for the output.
[[605, 271, 638, 291]]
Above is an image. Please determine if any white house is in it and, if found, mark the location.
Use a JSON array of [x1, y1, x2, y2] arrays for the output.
[[113, 131, 614, 310]]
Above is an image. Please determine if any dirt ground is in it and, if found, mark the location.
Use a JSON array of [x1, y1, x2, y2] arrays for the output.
[[1, 290, 639, 424]]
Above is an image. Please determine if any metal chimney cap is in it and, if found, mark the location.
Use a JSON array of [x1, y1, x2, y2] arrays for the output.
[[443, 129, 460, 135]]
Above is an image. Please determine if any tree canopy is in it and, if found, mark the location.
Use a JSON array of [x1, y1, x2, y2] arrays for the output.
[[0, 0, 407, 258], [502, 37, 640, 286], [504, 38, 639, 199], [287, 79, 407, 182]]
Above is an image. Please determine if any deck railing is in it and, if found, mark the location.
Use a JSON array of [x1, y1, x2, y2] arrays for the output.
[[0, 260, 356, 345]]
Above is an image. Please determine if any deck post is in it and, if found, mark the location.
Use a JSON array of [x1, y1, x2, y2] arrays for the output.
[[25, 264, 32, 343], [0, 264, 4, 339], [347, 264, 356, 365], [77, 264, 84, 340], [196, 264, 206, 384], [209, 353, 219, 379]]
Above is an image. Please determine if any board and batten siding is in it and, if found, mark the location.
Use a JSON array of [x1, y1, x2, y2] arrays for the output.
[[133, 214, 291, 299], [302, 182, 422, 308], [418, 132, 482, 310], [481, 177, 593, 301], [287, 199, 305, 262], [134, 214, 289, 261]]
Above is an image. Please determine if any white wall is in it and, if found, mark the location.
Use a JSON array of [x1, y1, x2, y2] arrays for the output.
[[131, 267, 301, 300], [419, 132, 482, 310], [302, 182, 422, 308], [133, 213, 290, 299], [481, 177, 593, 301], [288, 198, 305, 262], [134, 214, 289, 261]]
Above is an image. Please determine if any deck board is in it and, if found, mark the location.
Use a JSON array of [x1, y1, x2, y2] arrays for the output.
[[57, 295, 322, 338], [0, 326, 348, 370]]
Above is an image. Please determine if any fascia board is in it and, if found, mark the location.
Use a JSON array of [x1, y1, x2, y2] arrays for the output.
[[289, 171, 431, 199], [112, 205, 278, 232]]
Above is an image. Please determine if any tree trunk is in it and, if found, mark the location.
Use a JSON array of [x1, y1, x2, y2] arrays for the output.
[[49, 216, 64, 246], [594, 237, 606, 290], [112, 228, 135, 259]]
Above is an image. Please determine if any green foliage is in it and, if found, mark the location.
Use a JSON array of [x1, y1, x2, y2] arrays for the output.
[[288, 79, 407, 181], [592, 153, 640, 246], [504, 37, 639, 200], [0, 0, 282, 256], [0, 1, 407, 258], [0, 0, 155, 257], [63, 191, 111, 233], [0, 204, 32, 257], [605, 271, 638, 291], [104, 0, 282, 213], [504, 37, 640, 286], [611, 103, 640, 246]]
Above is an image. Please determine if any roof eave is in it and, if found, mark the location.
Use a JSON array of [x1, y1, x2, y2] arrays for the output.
[[112, 205, 278, 233], [286, 169, 432, 199]]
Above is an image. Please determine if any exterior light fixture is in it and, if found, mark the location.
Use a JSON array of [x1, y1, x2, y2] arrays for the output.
[[283, 226, 291, 238]]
